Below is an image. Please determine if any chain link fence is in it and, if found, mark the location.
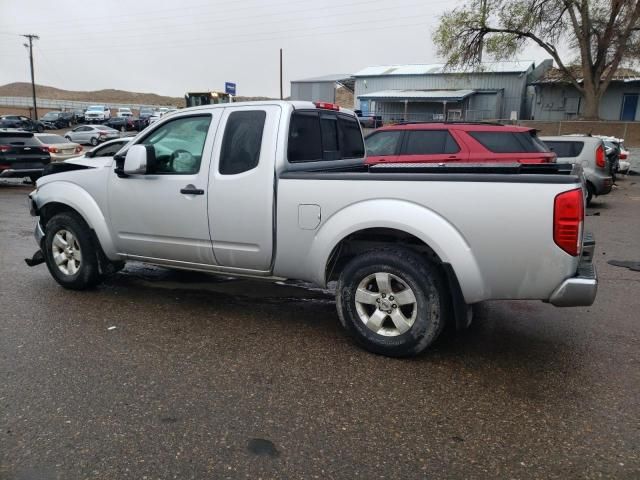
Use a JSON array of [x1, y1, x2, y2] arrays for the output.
[[0, 96, 174, 111]]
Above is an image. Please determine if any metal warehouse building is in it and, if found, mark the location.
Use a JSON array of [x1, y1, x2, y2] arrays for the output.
[[290, 74, 355, 108], [353, 60, 551, 123]]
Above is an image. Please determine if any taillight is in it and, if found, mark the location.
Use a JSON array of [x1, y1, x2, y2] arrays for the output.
[[619, 152, 628, 160], [595, 145, 606, 168], [75, 145, 83, 153], [554, 188, 584, 256], [0, 145, 10, 152], [314, 101, 340, 111], [48, 146, 59, 153]]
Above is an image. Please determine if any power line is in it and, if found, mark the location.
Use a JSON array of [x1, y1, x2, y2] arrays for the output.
[[18, 0, 430, 41], [32, 12, 434, 56]]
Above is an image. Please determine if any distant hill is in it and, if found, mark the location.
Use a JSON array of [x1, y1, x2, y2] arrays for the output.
[[0, 82, 272, 106]]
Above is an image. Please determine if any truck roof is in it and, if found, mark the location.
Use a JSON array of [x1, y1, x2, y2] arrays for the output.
[[180, 100, 356, 116]]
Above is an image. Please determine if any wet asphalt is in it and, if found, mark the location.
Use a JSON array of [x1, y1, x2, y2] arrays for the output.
[[0, 177, 639, 480]]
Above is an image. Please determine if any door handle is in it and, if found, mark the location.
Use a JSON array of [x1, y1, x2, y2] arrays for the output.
[[180, 185, 205, 195]]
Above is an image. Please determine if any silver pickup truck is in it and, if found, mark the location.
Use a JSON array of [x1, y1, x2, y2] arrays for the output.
[[27, 101, 597, 357]]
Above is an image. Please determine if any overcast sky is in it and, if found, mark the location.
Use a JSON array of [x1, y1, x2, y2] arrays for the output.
[[0, 0, 555, 98]]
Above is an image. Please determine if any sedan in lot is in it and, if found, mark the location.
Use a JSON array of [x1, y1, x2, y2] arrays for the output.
[[33, 133, 83, 162], [64, 125, 120, 146], [104, 116, 135, 132], [70, 137, 131, 161]]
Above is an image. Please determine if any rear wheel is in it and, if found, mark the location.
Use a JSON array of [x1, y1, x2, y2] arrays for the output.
[[36, 124, 44, 133], [65, 136, 72, 141], [43, 212, 103, 290], [90, 137, 98, 146], [336, 248, 448, 357]]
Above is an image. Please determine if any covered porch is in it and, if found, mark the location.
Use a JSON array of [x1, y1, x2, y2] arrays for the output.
[[357, 89, 499, 123]]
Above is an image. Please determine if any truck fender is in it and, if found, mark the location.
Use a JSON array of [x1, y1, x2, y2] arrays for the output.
[[306, 199, 487, 304], [35, 181, 119, 260]]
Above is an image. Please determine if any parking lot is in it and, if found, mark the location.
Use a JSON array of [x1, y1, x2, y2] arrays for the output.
[[1, 173, 639, 479]]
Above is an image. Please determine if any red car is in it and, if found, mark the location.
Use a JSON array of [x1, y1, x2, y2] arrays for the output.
[[364, 123, 556, 165]]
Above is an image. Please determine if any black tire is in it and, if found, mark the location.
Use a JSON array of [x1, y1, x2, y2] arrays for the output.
[[43, 212, 102, 290], [336, 248, 448, 357], [586, 182, 594, 206], [28, 174, 40, 184], [36, 124, 44, 133], [65, 136, 72, 141], [90, 136, 98, 146]]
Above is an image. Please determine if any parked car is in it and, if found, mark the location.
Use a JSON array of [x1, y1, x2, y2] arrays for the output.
[[27, 101, 597, 358], [354, 109, 383, 128], [138, 107, 154, 123], [72, 109, 86, 124], [84, 105, 111, 123], [130, 118, 148, 132], [148, 111, 163, 124], [104, 116, 135, 132], [75, 138, 131, 160], [0, 129, 51, 182], [365, 122, 557, 165], [64, 125, 120, 145], [0, 115, 45, 133], [33, 133, 83, 162], [116, 107, 133, 118], [40, 111, 71, 129], [541, 136, 612, 205], [59, 112, 76, 126]]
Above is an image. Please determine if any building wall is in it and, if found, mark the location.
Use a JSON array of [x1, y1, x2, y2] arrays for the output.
[[532, 83, 640, 121], [353, 71, 530, 118], [290, 81, 336, 103]]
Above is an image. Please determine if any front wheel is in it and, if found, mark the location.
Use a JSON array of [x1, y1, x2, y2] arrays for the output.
[[90, 137, 98, 146], [43, 212, 102, 290], [336, 248, 448, 357], [36, 124, 44, 133]]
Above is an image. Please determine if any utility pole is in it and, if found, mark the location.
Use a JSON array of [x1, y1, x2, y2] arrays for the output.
[[22, 34, 39, 120], [279, 48, 283, 100]]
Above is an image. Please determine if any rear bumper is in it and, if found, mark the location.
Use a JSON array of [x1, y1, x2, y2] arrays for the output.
[[548, 233, 597, 307], [0, 168, 44, 178], [588, 172, 613, 195]]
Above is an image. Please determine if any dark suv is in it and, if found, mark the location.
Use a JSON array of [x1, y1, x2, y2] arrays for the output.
[[0, 130, 51, 182], [365, 122, 556, 165]]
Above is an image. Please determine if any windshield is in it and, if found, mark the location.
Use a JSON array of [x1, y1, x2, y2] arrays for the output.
[[42, 112, 61, 119], [87, 106, 104, 111]]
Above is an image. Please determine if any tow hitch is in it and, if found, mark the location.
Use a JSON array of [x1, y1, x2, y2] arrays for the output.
[[25, 250, 45, 267]]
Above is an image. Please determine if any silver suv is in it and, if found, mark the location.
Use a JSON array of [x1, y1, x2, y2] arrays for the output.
[[541, 136, 613, 205]]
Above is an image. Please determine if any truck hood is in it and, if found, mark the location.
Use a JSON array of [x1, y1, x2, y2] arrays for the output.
[[35, 156, 113, 188]]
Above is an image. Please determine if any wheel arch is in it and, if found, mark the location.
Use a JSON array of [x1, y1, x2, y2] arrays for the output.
[[306, 199, 486, 304], [35, 182, 118, 260]]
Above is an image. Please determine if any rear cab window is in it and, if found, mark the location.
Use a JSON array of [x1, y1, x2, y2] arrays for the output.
[[469, 131, 549, 153], [288, 110, 364, 163]]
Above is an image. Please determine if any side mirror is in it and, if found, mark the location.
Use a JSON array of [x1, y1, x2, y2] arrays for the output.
[[85, 150, 95, 158], [121, 144, 156, 175]]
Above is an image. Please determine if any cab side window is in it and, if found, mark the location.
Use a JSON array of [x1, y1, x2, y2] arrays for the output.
[[140, 115, 211, 174], [219, 110, 266, 175]]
